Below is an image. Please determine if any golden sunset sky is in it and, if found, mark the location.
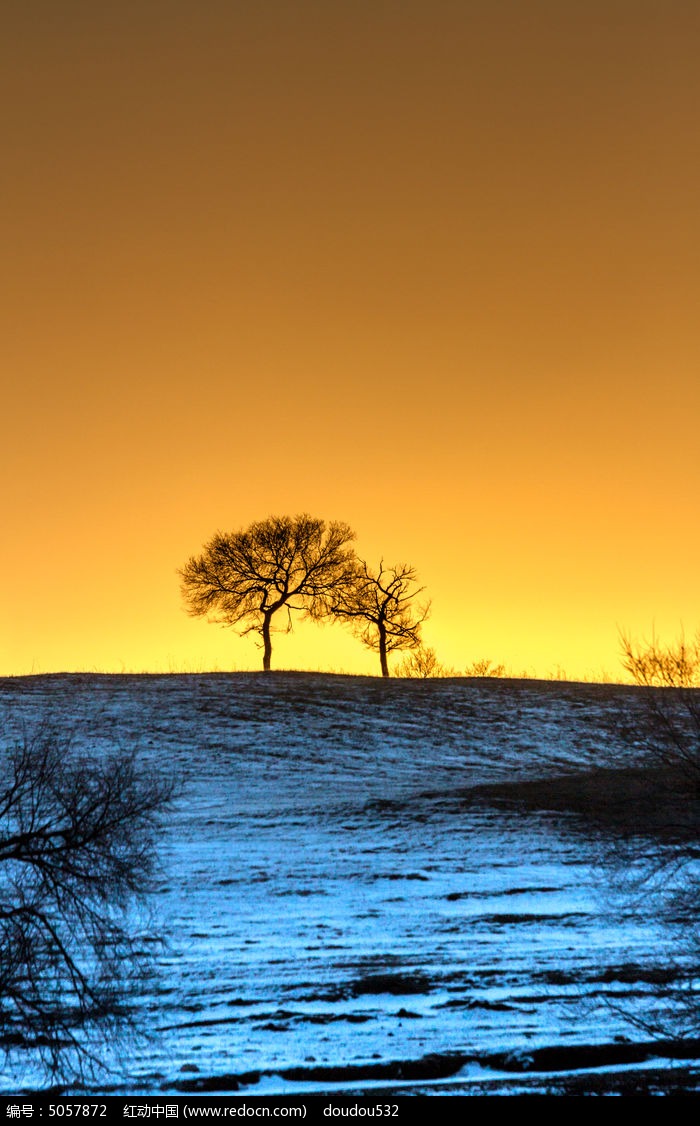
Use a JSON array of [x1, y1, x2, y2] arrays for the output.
[[3, 1, 699, 679]]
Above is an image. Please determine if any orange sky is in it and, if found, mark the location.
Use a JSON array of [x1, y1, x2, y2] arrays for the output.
[[3, 1, 699, 679]]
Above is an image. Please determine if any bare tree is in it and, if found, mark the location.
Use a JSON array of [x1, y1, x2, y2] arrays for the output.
[[0, 726, 174, 1082], [179, 514, 357, 671], [620, 629, 700, 784], [613, 631, 700, 1037], [331, 560, 430, 677]]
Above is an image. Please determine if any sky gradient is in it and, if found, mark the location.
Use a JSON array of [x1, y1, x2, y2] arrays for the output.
[[3, 1, 699, 679]]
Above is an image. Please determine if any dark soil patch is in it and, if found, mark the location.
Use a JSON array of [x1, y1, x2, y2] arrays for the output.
[[172, 1039, 700, 1094], [467, 765, 700, 840], [347, 971, 433, 997]]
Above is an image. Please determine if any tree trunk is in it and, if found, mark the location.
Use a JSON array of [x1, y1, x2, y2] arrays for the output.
[[379, 627, 389, 678], [262, 613, 273, 671]]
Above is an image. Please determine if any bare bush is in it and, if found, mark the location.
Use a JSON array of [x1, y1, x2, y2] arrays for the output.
[[0, 726, 174, 1082], [395, 645, 453, 679], [620, 630, 700, 784], [464, 659, 506, 678]]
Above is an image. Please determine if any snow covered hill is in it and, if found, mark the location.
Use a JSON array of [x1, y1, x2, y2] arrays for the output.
[[1, 673, 697, 1095]]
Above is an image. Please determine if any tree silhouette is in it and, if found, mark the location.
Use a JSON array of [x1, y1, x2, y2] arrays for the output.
[[620, 629, 700, 783], [613, 630, 700, 1037], [179, 514, 357, 671], [331, 560, 429, 677], [0, 726, 174, 1081]]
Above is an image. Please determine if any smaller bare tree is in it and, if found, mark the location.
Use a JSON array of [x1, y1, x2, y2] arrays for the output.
[[0, 726, 174, 1082], [330, 560, 430, 677]]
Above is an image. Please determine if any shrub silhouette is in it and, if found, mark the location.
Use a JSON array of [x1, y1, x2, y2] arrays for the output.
[[395, 644, 451, 679], [464, 658, 506, 678]]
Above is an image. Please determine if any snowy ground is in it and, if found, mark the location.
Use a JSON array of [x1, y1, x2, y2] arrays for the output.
[[0, 673, 698, 1095]]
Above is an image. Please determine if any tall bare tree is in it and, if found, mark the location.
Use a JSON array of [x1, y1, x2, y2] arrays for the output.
[[179, 514, 357, 671], [331, 560, 430, 677], [0, 727, 174, 1081]]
